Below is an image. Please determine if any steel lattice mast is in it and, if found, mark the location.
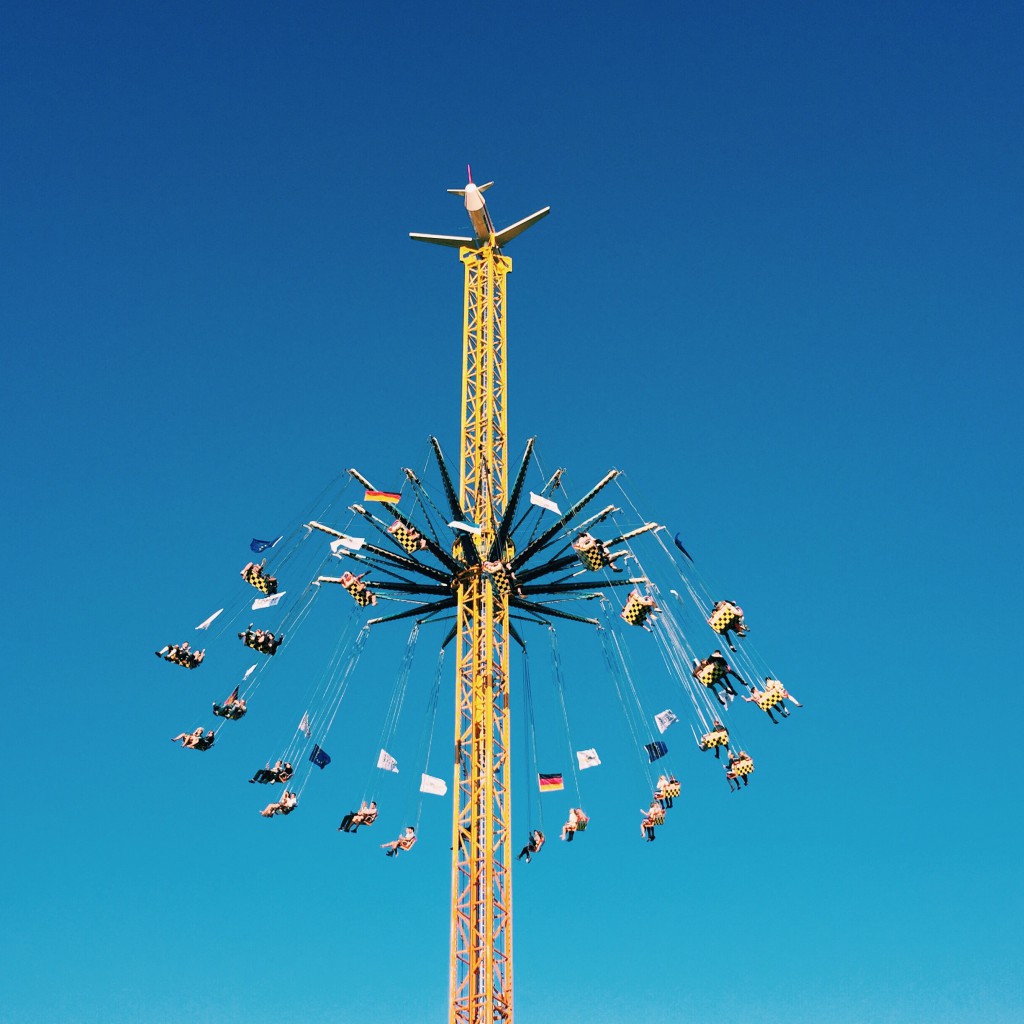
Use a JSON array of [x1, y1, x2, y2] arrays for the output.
[[450, 243, 513, 1024]]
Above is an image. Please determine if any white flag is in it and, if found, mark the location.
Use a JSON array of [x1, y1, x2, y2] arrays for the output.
[[195, 608, 224, 631], [420, 773, 447, 795], [298, 711, 311, 738], [448, 520, 482, 535], [330, 535, 365, 553], [576, 748, 601, 770], [243, 664, 257, 681], [252, 591, 285, 610], [530, 492, 562, 515], [655, 709, 679, 734], [377, 748, 399, 773]]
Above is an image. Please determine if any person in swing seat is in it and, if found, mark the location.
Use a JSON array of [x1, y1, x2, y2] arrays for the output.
[[249, 760, 292, 784], [260, 790, 297, 817], [708, 599, 748, 651], [382, 825, 416, 857], [725, 750, 753, 792], [692, 650, 748, 707], [171, 727, 214, 750], [640, 797, 663, 841], [560, 808, 588, 841], [517, 829, 545, 862], [213, 693, 247, 719], [655, 773, 678, 808], [338, 800, 378, 832], [700, 720, 730, 758], [742, 677, 803, 723]]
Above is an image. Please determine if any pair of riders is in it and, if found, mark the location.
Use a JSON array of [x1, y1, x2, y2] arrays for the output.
[[249, 760, 293, 785]]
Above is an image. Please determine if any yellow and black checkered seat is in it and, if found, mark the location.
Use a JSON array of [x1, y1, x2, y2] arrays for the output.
[[573, 534, 609, 572], [483, 560, 517, 597], [388, 521, 425, 554], [708, 603, 741, 633], [696, 662, 726, 686], [700, 729, 729, 749], [621, 590, 655, 626], [241, 562, 279, 595], [340, 572, 377, 607]]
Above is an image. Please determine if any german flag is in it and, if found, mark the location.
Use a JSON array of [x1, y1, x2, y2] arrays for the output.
[[364, 489, 402, 503], [537, 772, 564, 793]]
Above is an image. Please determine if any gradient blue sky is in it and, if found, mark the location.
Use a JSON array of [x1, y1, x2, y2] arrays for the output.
[[2, 3, 1022, 1023]]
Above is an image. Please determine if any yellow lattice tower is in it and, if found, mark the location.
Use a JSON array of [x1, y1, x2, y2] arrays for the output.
[[450, 242, 513, 1024], [408, 174, 555, 1024]]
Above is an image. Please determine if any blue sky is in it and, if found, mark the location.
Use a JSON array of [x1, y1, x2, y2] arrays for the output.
[[2, 3, 1022, 1023]]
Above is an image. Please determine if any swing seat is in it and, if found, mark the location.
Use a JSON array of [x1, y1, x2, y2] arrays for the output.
[[388, 521, 426, 554], [167, 649, 201, 669], [658, 783, 681, 800], [700, 729, 729, 749], [483, 560, 518, 598], [696, 662, 726, 686], [193, 735, 215, 751], [241, 562, 279, 595], [708, 604, 742, 634], [756, 690, 783, 711], [648, 811, 665, 826], [621, 590, 656, 626], [241, 632, 281, 655], [573, 533, 610, 572], [733, 757, 754, 777], [572, 818, 588, 833], [213, 702, 246, 720], [340, 571, 377, 607]]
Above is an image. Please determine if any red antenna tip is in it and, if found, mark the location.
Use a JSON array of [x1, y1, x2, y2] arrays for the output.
[[467, 164, 473, 183]]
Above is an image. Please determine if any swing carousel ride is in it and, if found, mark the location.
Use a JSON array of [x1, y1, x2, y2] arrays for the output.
[[155, 171, 803, 1024]]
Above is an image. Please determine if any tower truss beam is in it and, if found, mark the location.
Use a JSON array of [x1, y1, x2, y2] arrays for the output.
[[450, 244, 513, 1024]]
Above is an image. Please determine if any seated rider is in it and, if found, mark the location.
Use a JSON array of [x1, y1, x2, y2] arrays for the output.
[[260, 790, 297, 817], [725, 750, 753, 792], [213, 691, 247, 719], [708, 599, 748, 652], [338, 800, 378, 833], [700, 719, 730, 759], [172, 727, 206, 748], [560, 808, 589, 842], [692, 650, 749, 707], [156, 642, 203, 666], [238, 625, 284, 654], [516, 829, 546, 863], [640, 797, 664, 841], [241, 559, 277, 590], [743, 678, 802, 724], [765, 677, 801, 716], [249, 759, 288, 784], [155, 641, 188, 660], [382, 825, 417, 857], [171, 728, 214, 750], [655, 773, 678, 808]]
